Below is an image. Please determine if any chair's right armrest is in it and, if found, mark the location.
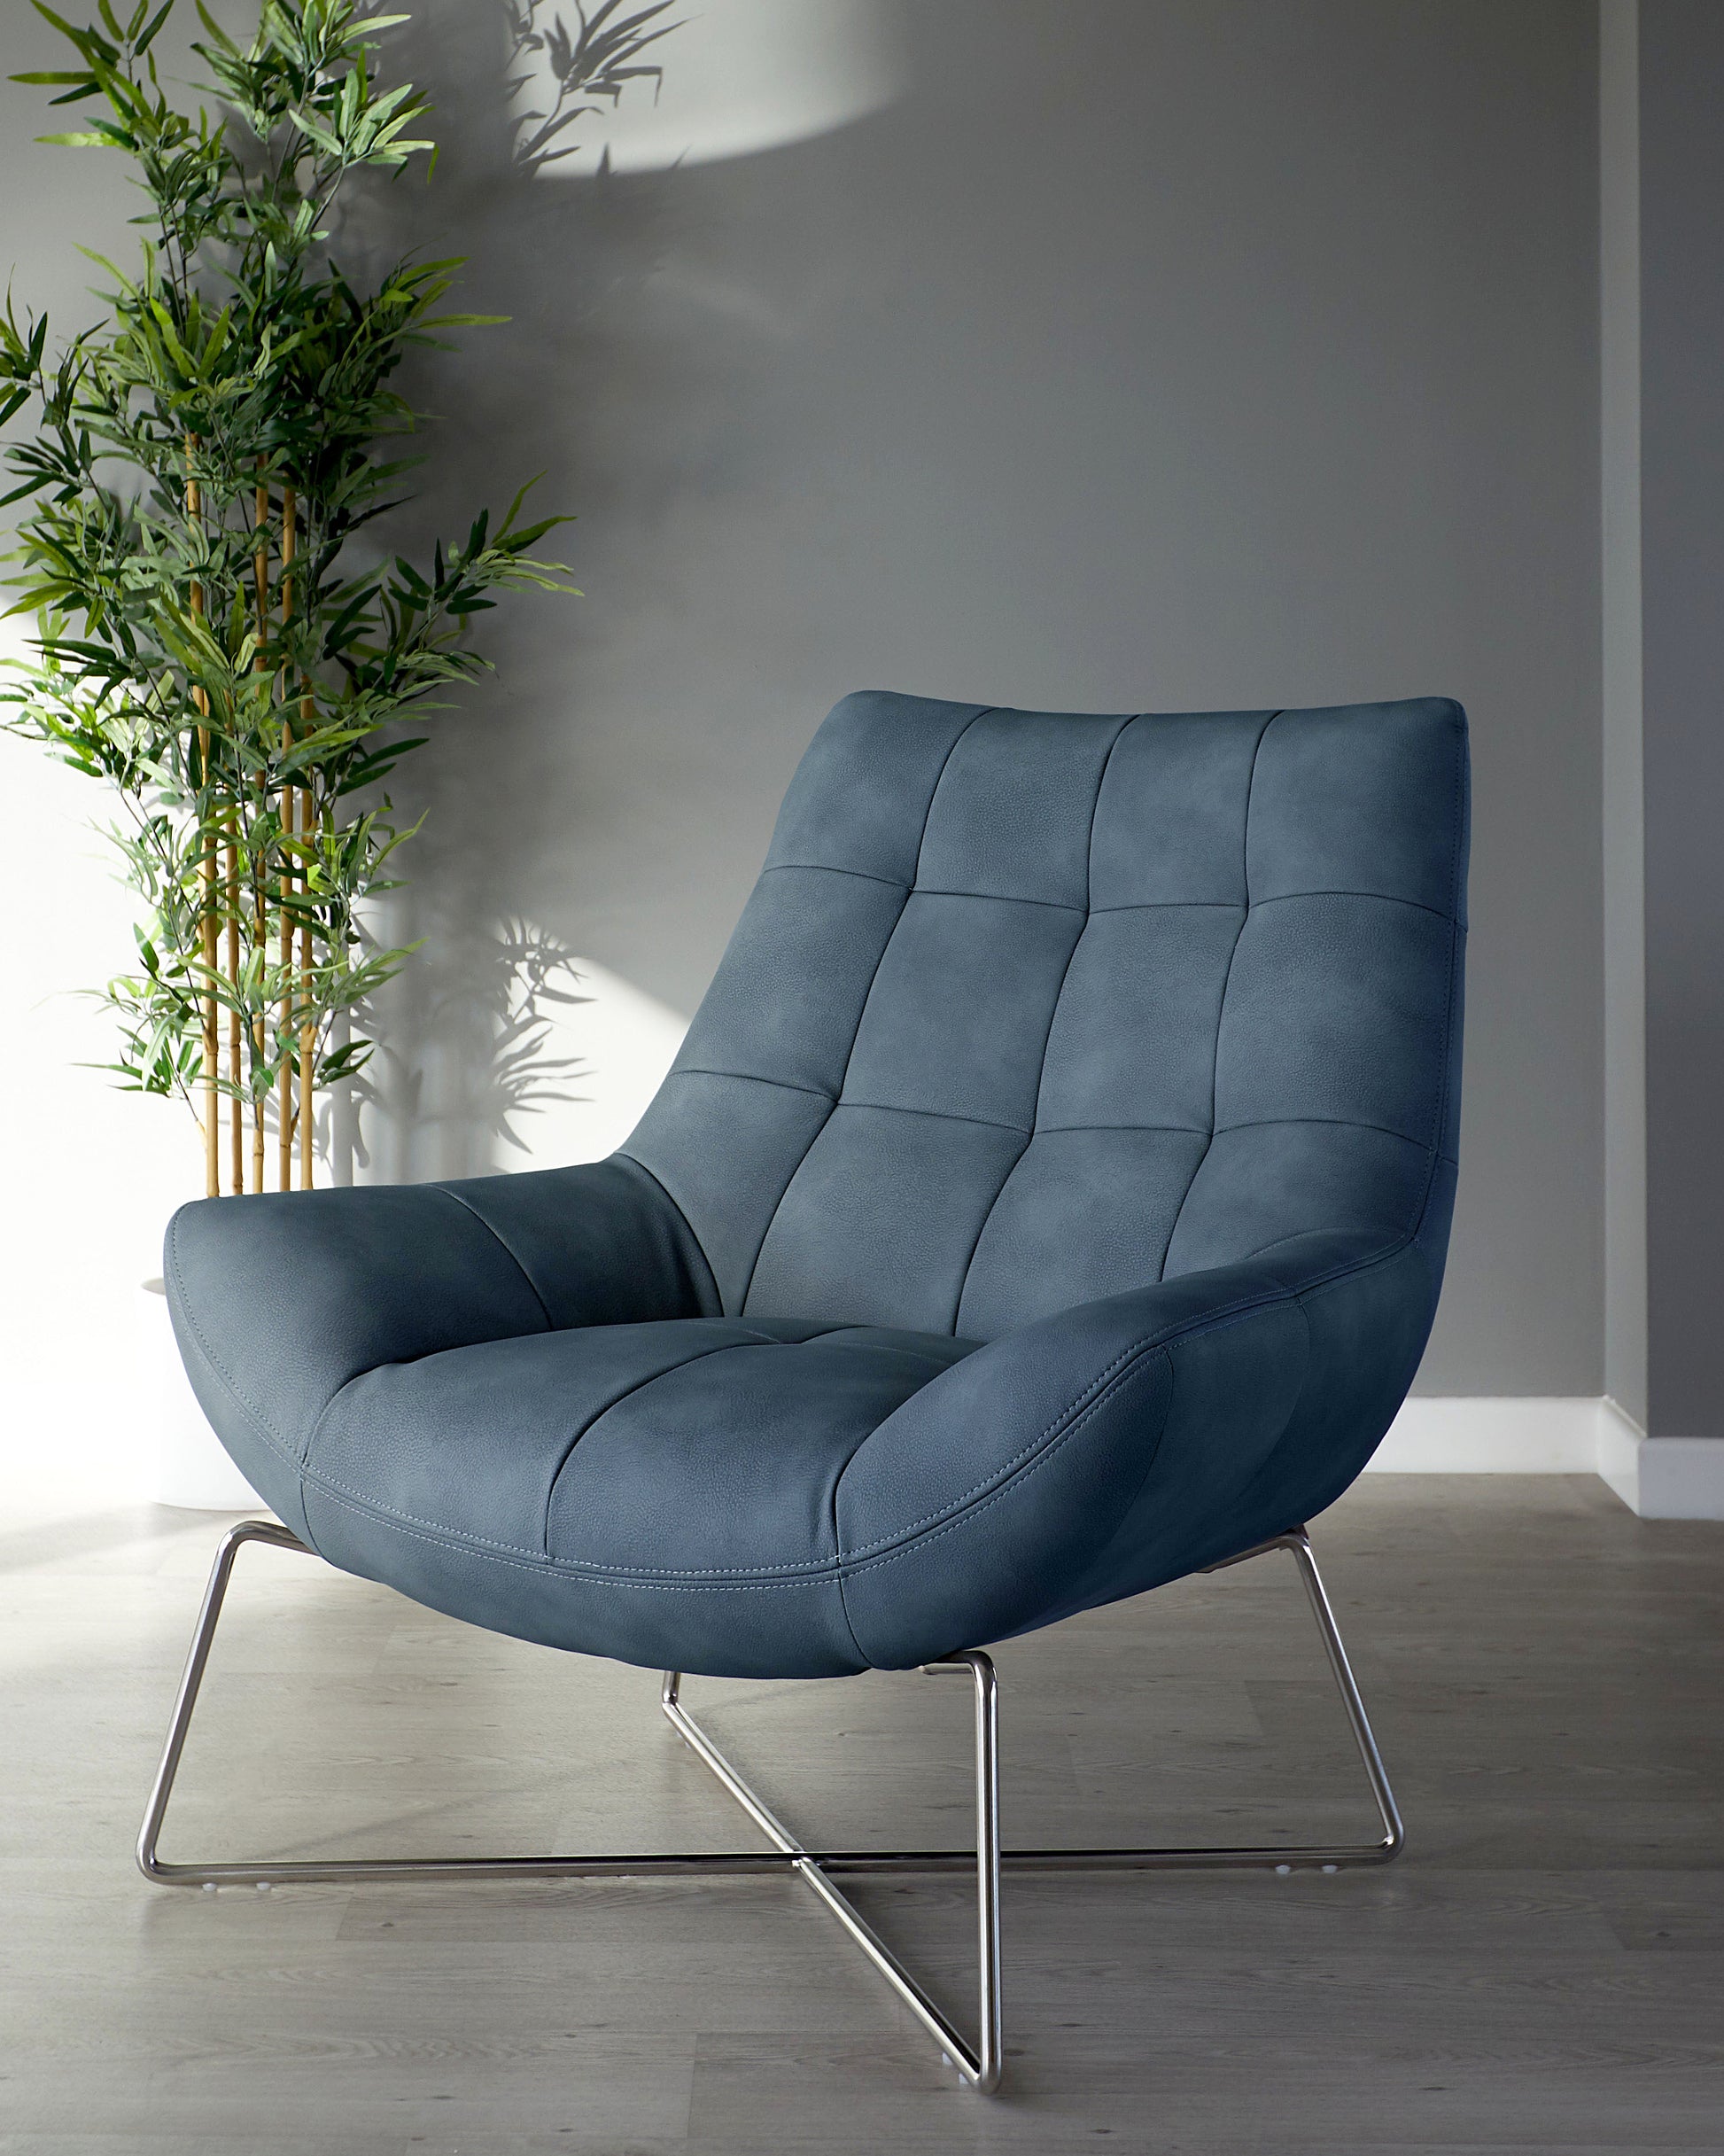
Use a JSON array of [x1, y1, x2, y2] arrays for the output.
[[832, 1228, 1441, 1667]]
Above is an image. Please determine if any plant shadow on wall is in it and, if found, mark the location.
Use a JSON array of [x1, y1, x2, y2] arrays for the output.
[[327, 0, 907, 1179], [340, 0, 908, 1178], [355, 911, 593, 1184], [318, 0, 697, 1180]]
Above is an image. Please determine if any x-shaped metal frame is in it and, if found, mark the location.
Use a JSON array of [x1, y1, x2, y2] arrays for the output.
[[138, 1520, 1402, 2094]]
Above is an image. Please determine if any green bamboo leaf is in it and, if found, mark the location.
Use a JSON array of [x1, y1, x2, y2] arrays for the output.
[[132, 4, 176, 63]]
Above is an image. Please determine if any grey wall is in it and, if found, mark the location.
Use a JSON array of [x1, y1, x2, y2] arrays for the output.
[[2, 0, 1606, 1397], [1639, 0, 1724, 1439], [1599, 0, 1648, 1429]]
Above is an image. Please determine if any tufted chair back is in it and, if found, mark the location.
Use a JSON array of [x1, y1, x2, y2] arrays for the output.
[[624, 692, 1468, 1343]]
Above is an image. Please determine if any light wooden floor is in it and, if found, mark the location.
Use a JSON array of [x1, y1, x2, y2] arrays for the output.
[[3, 1474, 1721, 2152]]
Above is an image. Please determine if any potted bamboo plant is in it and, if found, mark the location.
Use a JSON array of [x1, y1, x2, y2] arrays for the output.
[[1, 1, 572, 1498]]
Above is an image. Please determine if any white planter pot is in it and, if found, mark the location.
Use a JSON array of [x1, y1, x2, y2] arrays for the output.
[[138, 1278, 261, 1510]]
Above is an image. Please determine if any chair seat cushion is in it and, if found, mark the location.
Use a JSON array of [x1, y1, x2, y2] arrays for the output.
[[311, 1318, 977, 1581]]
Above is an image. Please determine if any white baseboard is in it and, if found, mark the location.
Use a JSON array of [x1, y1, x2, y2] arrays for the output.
[[1370, 1397, 1604, 1473], [1596, 1398, 1724, 1519], [1369, 1394, 1724, 1518]]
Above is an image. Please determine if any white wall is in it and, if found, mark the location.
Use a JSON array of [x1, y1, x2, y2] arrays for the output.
[[1599, 0, 1648, 1431], [0, 651, 194, 1499], [0, 627, 685, 1507]]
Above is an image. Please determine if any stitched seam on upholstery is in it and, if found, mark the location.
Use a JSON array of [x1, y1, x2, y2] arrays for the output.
[[625, 1078, 838, 1317], [1056, 1337, 1192, 1611], [836, 1233, 1409, 1564], [839, 1348, 1176, 1585], [896, 888, 1084, 914], [838, 1100, 1030, 1137], [834, 1337, 1182, 1561], [551, 1319, 948, 1577], [543, 1318, 944, 1577], [1035, 713, 1134, 1135], [824, 1333, 959, 1635], [942, 1132, 1030, 1335], [1226, 1278, 1318, 1529], [167, 1221, 308, 1480], [303, 1366, 381, 1475], [672, 1069, 835, 1103], [437, 1187, 556, 1333], [648, 1068, 832, 1102], [835, 1566, 867, 1658], [538, 1330, 791, 1557], [1297, 1256, 1409, 1319], [1217, 1245, 1410, 1530], [728, 1093, 841, 1316], [1088, 900, 1244, 916], [762, 861, 907, 891], [304, 1482, 849, 1592], [736, 705, 995, 1313], [1239, 1226, 1373, 1265], [609, 1153, 723, 1314], [949, 713, 1136, 1333], [298, 1191, 560, 1473], [166, 1215, 303, 1459], [1247, 888, 1455, 922], [1161, 710, 1280, 1277], [653, 1074, 1055, 1135], [1035, 1120, 1209, 1137], [910, 705, 995, 884], [1215, 1115, 1430, 1149]]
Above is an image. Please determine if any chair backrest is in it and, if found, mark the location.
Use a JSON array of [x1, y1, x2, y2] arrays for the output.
[[624, 692, 1469, 1341]]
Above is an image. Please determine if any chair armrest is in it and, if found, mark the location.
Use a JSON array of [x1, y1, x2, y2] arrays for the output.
[[165, 1157, 716, 1475], [834, 1228, 1441, 1667]]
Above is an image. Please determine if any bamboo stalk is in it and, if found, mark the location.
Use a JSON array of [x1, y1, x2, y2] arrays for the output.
[[201, 799, 219, 1198], [299, 689, 315, 1191], [283, 488, 312, 1190], [188, 434, 219, 1199], [252, 461, 268, 642], [227, 832, 242, 1195], [278, 712, 294, 1192], [252, 804, 267, 1195], [252, 461, 270, 1195], [280, 488, 296, 1185], [252, 901, 266, 1195]]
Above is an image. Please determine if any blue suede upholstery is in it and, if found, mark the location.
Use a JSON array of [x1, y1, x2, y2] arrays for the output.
[[167, 693, 1468, 1678]]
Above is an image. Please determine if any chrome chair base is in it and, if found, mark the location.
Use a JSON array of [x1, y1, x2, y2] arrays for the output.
[[137, 1520, 1402, 2095]]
